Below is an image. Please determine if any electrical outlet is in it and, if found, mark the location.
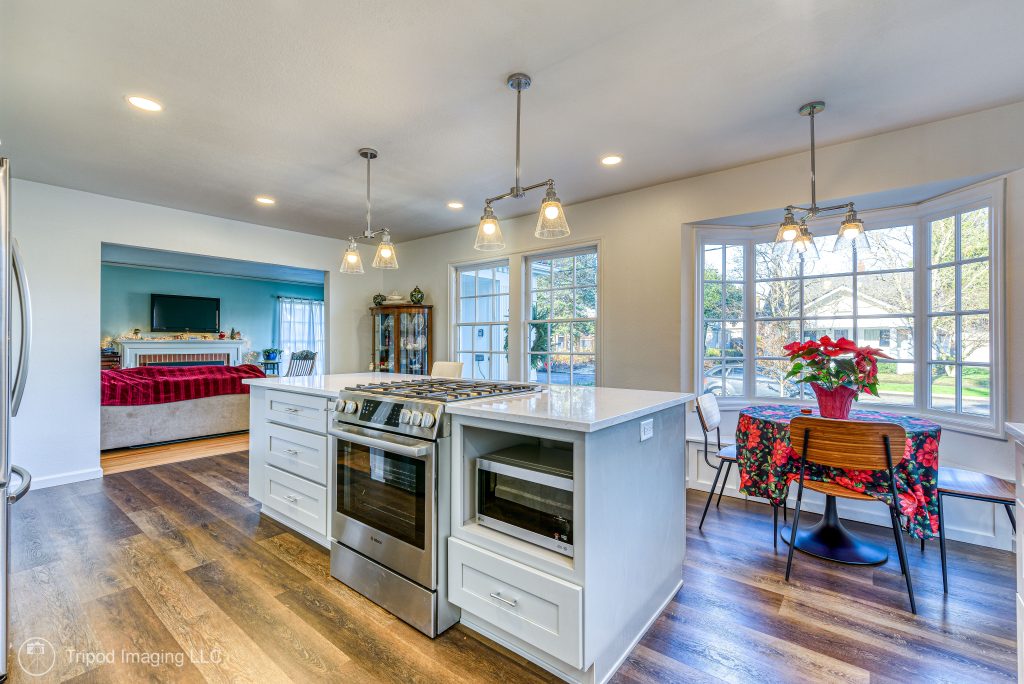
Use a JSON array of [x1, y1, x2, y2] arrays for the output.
[[640, 418, 654, 442]]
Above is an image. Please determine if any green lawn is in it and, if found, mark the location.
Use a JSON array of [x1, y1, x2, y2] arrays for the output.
[[876, 372, 989, 398]]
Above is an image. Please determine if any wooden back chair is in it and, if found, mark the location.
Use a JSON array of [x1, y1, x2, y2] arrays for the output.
[[431, 361, 464, 379], [285, 350, 317, 377], [695, 393, 741, 531], [785, 417, 915, 613]]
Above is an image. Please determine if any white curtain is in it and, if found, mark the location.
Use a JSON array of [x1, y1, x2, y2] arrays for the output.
[[277, 297, 325, 373]]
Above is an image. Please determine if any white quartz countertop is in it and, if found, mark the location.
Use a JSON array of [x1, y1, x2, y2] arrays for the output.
[[244, 374, 693, 432], [1007, 422, 1024, 442]]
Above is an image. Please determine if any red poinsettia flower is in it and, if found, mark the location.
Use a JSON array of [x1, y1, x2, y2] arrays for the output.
[[771, 439, 791, 466], [739, 469, 753, 490], [916, 437, 939, 470], [746, 425, 762, 449]]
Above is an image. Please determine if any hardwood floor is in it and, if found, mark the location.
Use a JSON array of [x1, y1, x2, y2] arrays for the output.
[[612, 494, 1017, 684], [100, 433, 250, 474], [8, 453, 1016, 683]]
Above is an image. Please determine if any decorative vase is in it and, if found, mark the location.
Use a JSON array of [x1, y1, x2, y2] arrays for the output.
[[810, 382, 857, 419], [373, 292, 386, 306], [410, 285, 425, 305], [264, 351, 278, 361]]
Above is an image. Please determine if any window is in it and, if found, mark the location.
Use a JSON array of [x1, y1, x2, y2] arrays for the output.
[[696, 181, 1003, 434], [751, 223, 917, 405], [927, 206, 992, 417], [454, 261, 510, 380], [277, 297, 325, 373], [527, 248, 598, 386], [701, 243, 746, 396]]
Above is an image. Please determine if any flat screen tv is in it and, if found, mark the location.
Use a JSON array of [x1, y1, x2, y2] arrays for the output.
[[150, 294, 220, 333]]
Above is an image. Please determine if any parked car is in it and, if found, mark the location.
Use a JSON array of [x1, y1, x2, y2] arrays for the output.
[[703, 364, 800, 398]]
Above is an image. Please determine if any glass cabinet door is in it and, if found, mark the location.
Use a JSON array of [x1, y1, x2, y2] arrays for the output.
[[374, 312, 394, 371], [399, 311, 429, 374]]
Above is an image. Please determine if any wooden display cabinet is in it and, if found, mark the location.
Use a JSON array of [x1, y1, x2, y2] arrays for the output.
[[370, 305, 432, 375]]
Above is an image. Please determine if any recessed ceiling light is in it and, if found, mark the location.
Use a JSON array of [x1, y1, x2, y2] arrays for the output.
[[447, 201, 464, 210], [255, 196, 276, 205], [126, 95, 163, 112], [601, 155, 623, 166]]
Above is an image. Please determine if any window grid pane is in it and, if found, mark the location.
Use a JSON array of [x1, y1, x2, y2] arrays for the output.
[[526, 248, 598, 386], [456, 262, 510, 380]]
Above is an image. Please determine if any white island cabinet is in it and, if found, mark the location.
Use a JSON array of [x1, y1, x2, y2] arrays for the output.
[[1009, 421, 1024, 683], [243, 374, 692, 683], [446, 386, 692, 684]]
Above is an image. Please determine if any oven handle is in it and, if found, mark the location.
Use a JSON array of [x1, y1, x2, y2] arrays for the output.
[[329, 424, 434, 460], [477, 458, 574, 492]]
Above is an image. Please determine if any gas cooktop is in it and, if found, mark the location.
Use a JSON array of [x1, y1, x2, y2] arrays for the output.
[[345, 378, 542, 403]]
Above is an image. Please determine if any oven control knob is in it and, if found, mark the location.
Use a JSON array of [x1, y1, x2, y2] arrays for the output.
[[410, 411, 423, 426], [342, 400, 358, 414], [399, 408, 412, 424], [420, 412, 435, 428]]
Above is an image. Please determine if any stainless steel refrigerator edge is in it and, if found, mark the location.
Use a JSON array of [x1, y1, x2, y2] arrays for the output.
[[0, 158, 35, 682]]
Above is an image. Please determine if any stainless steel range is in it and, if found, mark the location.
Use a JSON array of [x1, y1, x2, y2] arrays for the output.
[[327, 378, 541, 637]]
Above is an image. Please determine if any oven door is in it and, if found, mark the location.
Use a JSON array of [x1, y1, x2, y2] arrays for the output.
[[330, 423, 436, 589]]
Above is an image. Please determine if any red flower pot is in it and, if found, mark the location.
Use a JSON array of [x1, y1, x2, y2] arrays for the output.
[[811, 382, 857, 419]]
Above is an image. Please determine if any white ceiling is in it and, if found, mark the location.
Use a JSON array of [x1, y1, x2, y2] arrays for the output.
[[101, 243, 325, 285], [3, 1, 1024, 242]]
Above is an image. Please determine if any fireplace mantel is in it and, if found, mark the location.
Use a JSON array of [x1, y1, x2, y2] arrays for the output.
[[117, 339, 249, 369]]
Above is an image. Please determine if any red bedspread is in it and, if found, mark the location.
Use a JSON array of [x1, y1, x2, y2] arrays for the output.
[[101, 364, 266, 406]]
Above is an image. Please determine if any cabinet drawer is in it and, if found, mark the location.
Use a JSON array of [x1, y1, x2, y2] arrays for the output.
[[266, 390, 328, 433], [448, 538, 582, 668], [263, 465, 328, 536], [266, 423, 329, 485]]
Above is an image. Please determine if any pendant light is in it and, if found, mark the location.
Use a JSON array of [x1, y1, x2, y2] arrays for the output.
[[775, 101, 866, 258], [474, 204, 504, 250], [340, 148, 398, 273], [475, 73, 569, 250]]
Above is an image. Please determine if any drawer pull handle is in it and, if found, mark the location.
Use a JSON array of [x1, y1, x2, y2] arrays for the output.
[[283, 407, 301, 414], [489, 592, 518, 608], [283, 448, 300, 456], [283, 494, 299, 503]]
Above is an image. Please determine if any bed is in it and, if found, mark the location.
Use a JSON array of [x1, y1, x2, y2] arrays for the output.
[[100, 364, 266, 450]]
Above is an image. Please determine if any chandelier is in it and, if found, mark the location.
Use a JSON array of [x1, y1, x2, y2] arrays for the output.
[[475, 73, 570, 251], [775, 101, 867, 259], [340, 148, 398, 274]]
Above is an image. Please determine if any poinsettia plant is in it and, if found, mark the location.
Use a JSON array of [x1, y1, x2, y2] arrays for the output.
[[783, 335, 891, 398]]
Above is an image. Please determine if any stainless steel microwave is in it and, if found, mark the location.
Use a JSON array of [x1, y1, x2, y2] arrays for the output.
[[475, 446, 574, 557]]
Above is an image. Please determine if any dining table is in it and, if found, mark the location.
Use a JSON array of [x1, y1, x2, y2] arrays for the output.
[[735, 404, 941, 565]]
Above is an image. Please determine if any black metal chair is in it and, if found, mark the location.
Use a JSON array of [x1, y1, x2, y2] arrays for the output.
[[695, 394, 785, 535], [284, 350, 317, 377], [921, 466, 1016, 593], [784, 417, 916, 614]]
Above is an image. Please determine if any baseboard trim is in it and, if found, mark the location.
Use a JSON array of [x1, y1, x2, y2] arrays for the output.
[[31, 467, 104, 489]]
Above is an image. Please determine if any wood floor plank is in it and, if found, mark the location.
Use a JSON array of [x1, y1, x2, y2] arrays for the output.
[[186, 560, 369, 683], [101, 433, 249, 474], [126, 507, 211, 572], [115, 533, 292, 683], [82, 586, 205, 683]]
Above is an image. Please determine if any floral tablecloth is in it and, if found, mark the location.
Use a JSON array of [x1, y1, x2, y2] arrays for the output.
[[735, 405, 942, 540]]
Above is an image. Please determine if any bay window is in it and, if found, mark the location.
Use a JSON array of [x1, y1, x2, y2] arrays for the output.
[[696, 180, 1004, 434]]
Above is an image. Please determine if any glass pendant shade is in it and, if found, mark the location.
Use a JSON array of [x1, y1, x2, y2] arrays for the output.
[[775, 210, 800, 243], [340, 240, 364, 274], [372, 233, 398, 269], [474, 205, 505, 251], [535, 186, 570, 239], [832, 208, 870, 253], [790, 224, 819, 260]]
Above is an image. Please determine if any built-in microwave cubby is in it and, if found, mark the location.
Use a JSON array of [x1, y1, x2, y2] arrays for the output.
[[457, 425, 578, 569]]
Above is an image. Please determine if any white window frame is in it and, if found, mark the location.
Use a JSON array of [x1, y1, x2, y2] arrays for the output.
[[446, 239, 602, 386], [693, 178, 1006, 438], [524, 245, 600, 387], [452, 259, 510, 380]]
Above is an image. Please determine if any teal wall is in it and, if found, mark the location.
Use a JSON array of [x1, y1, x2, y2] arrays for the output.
[[100, 264, 324, 354]]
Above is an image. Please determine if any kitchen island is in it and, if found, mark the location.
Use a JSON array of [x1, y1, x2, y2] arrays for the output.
[[243, 373, 693, 684]]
